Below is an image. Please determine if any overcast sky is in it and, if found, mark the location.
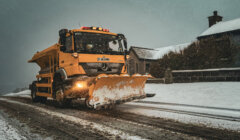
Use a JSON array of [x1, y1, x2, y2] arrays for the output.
[[1, 0, 240, 93]]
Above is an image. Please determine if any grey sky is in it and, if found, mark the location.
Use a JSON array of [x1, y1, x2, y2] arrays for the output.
[[0, 0, 240, 93]]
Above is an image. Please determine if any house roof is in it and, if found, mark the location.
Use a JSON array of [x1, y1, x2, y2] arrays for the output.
[[130, 42, 191, 60], [154, 43, 191, 59], [198, 18, 240, 38], [130, 46, 159, 61]]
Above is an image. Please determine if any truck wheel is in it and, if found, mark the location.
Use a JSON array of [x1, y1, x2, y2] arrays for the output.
[[53, 74, 71, 107], [55, 89, 72, 107], [85, 98, 93, 109], [40, 97, 47, 103], [62, 99, 72, 107], [56, 89, 64, 103], [53, 74, 63, 99], [31, 82, 41, 102]]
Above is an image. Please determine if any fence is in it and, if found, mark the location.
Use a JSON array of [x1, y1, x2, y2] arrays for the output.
[[146, 78, 165, 83], [172, 67, 240, 83]]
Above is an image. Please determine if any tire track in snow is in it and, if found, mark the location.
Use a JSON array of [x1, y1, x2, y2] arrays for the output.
[[2, 96, 240, 139], [2, 96, 203, 139], [125, 103, 240, 122], [136, 101, 240, 112], [0, 98, 145, 140]]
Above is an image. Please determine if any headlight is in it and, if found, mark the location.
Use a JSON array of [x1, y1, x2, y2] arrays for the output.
[[75, 81, 87, 89], [76, 83, 83, 88]]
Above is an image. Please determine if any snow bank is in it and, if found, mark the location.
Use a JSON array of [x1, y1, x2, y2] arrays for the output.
[[118, 104, 240, 131], [117, 82, 240, 131], [4, 90, 30, 97], [143, 82, 240, 109]]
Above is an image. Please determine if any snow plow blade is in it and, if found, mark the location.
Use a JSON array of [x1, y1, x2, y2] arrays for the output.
[[88, 74, 149, 109]]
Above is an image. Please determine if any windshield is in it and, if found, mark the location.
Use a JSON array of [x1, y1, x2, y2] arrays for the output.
[[74, 32, 124, 55]]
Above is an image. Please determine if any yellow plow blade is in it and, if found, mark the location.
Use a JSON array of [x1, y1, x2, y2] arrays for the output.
[[88, 74, 149, 109]]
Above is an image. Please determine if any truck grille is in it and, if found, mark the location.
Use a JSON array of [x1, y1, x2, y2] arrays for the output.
[[80, 63, 124, 76]]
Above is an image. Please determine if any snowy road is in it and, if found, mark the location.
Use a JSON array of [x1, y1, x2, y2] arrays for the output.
[[131, 82, 240, 131], [0, 111, 26, 140], [1, 82, 240, 139], [0, 97, 201, 140]]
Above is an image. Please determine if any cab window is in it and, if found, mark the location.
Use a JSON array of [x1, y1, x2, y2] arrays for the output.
[[65, 36, 72, 52]]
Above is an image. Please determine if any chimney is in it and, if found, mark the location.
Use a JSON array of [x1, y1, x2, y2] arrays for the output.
[[208, 11, 223, 27]]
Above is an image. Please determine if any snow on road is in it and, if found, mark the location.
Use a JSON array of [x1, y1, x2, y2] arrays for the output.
[[118, 82, 240, 131], [0, 111, 26, 140], [144, 82, 240, 109], [0, 98, 145, 140], [3, 82, 240, 131]]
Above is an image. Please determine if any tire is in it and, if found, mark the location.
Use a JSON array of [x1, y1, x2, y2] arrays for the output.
[[40, 97, 47, 103], [31, 81, 42, 102], [53, 74, 63, 99], [53, 74, 71, 107], [85, 98, 93, 109], [61, 98, 72, 107]]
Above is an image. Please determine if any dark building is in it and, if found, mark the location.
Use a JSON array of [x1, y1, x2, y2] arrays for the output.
[[198, 11, 240, 46], [197, 11, 240, 67], [127, 47, 158, 75], [127, 43, 190, 75], [208, 11, 223, 27]]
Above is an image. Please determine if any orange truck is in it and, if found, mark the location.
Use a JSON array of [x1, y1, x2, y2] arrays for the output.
[[28, 26, 150, 109]]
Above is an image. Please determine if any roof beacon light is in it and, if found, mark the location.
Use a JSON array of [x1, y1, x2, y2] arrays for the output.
[[103, 29, 109, 32], [80, 26, 110, 32], [80, 26, 91, 30]]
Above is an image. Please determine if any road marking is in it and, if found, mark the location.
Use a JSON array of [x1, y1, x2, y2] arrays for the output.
[[0, 98, 146, 140]]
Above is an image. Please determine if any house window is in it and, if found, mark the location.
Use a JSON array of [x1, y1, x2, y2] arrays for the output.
[[136, 63, 138, 73], [146, 63, 150, 73]]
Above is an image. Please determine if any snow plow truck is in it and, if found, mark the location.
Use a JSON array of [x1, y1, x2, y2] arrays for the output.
[[28, 26, 150, 109]]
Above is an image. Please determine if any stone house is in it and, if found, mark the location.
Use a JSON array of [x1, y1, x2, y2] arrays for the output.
[[127, 46, 158, 75], [127, 43, 190, 75], [198, 11, 240, 46], [198, 11, 240, 66]]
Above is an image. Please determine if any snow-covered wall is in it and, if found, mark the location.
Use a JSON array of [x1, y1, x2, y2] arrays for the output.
[[172, 68, 240, 82]]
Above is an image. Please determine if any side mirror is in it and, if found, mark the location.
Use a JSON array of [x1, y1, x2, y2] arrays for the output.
[[59, 29, 68, 45], [60, 46, 66, 52]]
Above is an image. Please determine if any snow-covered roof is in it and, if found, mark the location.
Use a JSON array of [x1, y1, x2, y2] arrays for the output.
[[153, 43, 191, 59], [130, 47, 159, 60], [130, 42, 191, 60], [199, 18, 240, 38]]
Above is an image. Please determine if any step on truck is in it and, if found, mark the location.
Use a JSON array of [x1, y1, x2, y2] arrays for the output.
[[28, 26, 150, 109]]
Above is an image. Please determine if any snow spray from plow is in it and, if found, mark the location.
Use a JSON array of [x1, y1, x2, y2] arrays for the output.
[[87, 74, 149, 109]]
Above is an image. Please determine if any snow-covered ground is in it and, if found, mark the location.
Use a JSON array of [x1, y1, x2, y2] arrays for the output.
[[144, 82, 240, 109], [119, 82, 240, 131], [0, 111, 27, 140], [4, 90, 30, 98], [3, 82, 240, 131]]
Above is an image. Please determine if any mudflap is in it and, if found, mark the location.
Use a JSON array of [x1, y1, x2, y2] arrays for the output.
[[88, 74, 149, 109]]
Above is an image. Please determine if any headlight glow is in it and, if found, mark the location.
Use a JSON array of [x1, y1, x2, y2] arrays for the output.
[[75, 81, 87, 89], [76, 83, 83, 88]]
